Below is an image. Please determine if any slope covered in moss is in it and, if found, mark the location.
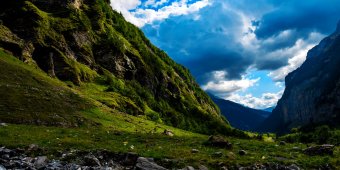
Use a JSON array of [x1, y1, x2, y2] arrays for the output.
[[0, 0, 230, 134]]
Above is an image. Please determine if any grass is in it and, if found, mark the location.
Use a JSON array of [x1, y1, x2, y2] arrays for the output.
[[0, 122, 339, 169]]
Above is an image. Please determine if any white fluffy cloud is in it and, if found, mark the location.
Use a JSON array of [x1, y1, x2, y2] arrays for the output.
[[226, 91, 284, 109], [202, 71, 260, 94], [111, 0, 211, 27], [267, 32, 325, 81]]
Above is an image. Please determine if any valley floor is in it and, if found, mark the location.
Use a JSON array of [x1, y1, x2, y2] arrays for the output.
[[0, 119, 339, 169]]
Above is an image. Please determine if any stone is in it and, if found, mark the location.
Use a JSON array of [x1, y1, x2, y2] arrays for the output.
[[226, 152, 236, 159], [238, 150, 247, 156], [45, 160, 64, 170], [303, 144, 335, 156], [34, 156, 48, 169], [206, 136, 232, 149], [212, 152, 223, 157], [0, 123, 7, 127], [292, 147, 301, 151], [191, 149, 199, 153], [28, 144, 39, 151], [198, 165, 208, 170], [83, 155, 101, 167], [122, 152, 138, 166], [135, 157, 167, 170], [163, 130, 174, 137], [279, 141, 286, 145], [180, 166, 195, 170], [287, 164, 300, 170], [0, 165, 6, 170]]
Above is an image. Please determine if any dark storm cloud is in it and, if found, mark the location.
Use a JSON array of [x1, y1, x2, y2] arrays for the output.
[[255, 0, 340, 39], [142, 0, 340, 84]]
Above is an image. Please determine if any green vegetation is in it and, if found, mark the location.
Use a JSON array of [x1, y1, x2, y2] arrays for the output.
[[0, 0, 229, 135], [280, 125, 340, 145]]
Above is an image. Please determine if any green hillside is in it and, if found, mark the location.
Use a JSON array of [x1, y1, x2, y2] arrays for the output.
[[0, 0, 230, 135]]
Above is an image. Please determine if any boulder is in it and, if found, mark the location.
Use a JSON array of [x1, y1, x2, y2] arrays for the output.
[[191, 149, 199, 153], [34, 156, 48, 169], [198, 165, 208, 170], [135, 157, 167, 170], [212, 152, 223, 157], [303, 144, 334, 156], [83, 154, 101, 167], [238, 150, 247, 156], [122, 152, 138, 166], [163, 130, 174, 137], [279, 141, 286, 145], [206, 136, 232, 149], [287, 164, 300, 170]]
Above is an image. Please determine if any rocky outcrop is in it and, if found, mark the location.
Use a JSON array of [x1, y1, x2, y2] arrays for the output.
[[259, 21, 340, 133], [0, 0, 228, 134]]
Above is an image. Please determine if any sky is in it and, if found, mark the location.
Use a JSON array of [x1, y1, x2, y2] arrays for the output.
[[111, 0, 340, 109]]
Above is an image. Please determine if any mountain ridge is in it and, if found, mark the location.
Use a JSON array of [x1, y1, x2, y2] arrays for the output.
[[209, 95, 270, 131], [0, 0, 232, 135], [258, 22, 340, 133]]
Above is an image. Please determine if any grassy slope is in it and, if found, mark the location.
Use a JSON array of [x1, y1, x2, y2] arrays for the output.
[[0, 51, 339, 169], [0, 0, 229, 135], [0, 50, 93, 126]]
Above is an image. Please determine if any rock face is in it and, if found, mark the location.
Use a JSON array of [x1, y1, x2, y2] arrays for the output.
[[0, 0, 229, 134], [259, 22, 340, 133]]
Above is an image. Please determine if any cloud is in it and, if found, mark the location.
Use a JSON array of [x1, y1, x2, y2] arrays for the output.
[[267, 32, 325, 81], [111, 0, 211, 27], [144, 0, 168, 8], [112, 0, 340, 108], [226, 91, 284, 109], [255, 0, 340, 39], [202, 71, 260, 95]]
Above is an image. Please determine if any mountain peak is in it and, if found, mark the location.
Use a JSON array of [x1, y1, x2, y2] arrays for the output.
[[336, 20, 340, 33]]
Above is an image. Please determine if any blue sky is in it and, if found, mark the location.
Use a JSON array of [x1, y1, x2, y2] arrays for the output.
[[111, 0, 340, 109]]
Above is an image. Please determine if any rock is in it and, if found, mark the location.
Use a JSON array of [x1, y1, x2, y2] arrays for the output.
[[45, 160, 64, 170], [220, 166, 228, 170], [303, 144, 335, 156], [287, 164, 300, 170], [238, 150, 247, 156], [34, 156, 48, 169], [0, 165, 5, 170], [212, 152, 223, 157], [28, 144, 39, 151], [198, 165, 208, 170], [180, 166, 195, 170], [191, 149, 199, 153], [279, 141, 286, 145], [226, 152, 236, 159], [83, 154, 101, 167], [206, 136, 232, 149], [122, 152, 138, 166], [163, 130, 174, 137], [292, 147, 301, 151], [135, 157, 167, 170], [0, 123, 7, 127]]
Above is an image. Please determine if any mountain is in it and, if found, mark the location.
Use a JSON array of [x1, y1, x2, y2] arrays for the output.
[[262, 107, 275, 114], [210, 95, 270, 131], [258, 22, 340, 134], [0, 0, 232, 134]]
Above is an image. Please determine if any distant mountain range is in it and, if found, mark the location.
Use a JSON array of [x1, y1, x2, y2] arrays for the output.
[[210, 95, 271, 131], [263, 107, 275, 113], [258, 21, 340, 134]]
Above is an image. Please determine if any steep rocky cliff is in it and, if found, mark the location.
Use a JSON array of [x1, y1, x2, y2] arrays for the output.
[[259, 22, 340, 133], [0, 0, 230, 134]]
